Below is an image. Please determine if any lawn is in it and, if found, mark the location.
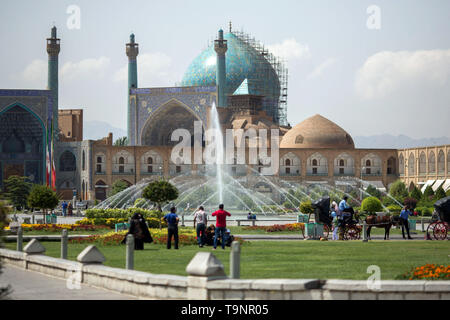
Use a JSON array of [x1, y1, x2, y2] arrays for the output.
[[3, 240, 449, 280]]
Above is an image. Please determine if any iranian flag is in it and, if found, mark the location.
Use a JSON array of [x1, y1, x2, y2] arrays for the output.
[[51, 120, 56, 191]]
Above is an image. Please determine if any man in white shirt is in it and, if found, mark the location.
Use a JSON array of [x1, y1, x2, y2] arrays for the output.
[[193, 206, 208, 247]]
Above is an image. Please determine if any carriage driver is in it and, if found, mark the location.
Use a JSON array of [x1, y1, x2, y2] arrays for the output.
[[339, 196, 355, 224]]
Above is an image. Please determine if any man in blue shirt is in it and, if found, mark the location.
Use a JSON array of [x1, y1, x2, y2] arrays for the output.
[[400, 206, 413, 239], [164, 207, 180, 249], [339, 196, 354, 223]]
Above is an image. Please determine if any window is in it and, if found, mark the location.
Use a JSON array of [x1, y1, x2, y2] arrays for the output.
[[119, 157, 125, 164], [339, 159, 345, 167], [176, 166, 181, 173], [148, 157, 153, 164], [82, 151, 86, 171], [366, 160, 371, 167], [97, 157, 102, 163], [286, 167, 291, 174], [119, 165, 124, 173], [366, 167, 371, 175], [339, 168, 344, 174], [148, 165, 153, 173], [312, 159, 318, 166], [285, 159, 291, 166], [96, 164, 102, 173], [312, 167, 318, 174]]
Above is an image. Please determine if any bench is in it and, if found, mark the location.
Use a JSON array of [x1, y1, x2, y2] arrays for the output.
[[234, 219, 299, 227], [235, 219, 257, 227]]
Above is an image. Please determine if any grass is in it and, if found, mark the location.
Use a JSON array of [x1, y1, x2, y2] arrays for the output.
[[3, 240, 449, 280]]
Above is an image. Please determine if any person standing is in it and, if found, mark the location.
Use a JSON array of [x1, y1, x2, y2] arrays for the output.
[[212, 204, 231, 250], [331, 201, 339, 240], [193, 206, 208, 248], [61, 201, 68, 217], [67, 202, 73, 216], [124, 213, 153, 250], [400, 206, 413, 239], [164, 207, 179, 249]]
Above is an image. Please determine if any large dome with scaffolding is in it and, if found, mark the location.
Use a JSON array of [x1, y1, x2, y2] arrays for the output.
[[180, 31, 288, 125]]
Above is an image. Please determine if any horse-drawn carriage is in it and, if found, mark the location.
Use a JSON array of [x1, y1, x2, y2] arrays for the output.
[[312, 197, 362, 240], [426, 196, 450, 240]]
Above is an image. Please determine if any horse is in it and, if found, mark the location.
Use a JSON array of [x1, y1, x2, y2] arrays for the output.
[[365, 215, 403, 240]]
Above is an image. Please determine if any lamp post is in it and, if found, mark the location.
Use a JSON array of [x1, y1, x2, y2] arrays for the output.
[[360, 166, 366, 201]]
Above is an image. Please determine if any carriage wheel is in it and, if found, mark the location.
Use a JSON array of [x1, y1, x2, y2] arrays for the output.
[[432, 222, 448, 240], [344, 225, 361, 240], [323, 225, 331, 239]]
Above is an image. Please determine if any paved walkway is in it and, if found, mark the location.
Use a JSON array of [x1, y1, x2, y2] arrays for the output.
[[0, 265, 139, 300]]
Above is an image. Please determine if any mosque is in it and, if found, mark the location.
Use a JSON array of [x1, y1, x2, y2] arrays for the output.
[[0, 26, 448, 203]]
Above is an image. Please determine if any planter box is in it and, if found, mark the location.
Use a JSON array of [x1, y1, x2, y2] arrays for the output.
[[408, 220, 416, 231], [305, 223, 324, 238], [297, 214, 309, 223]]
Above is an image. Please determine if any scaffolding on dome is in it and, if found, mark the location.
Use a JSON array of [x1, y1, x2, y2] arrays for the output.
[[232, 30, 289, 126]]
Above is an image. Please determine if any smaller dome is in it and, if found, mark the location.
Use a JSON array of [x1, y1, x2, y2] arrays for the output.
[[281, 114, 355, 149]]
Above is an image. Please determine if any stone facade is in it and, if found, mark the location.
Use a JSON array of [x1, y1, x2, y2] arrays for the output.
[[58, 109, 83, 142], [398, 145, 450, 191]]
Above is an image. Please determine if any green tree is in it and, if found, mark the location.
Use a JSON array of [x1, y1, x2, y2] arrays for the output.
[[27, 185, 59, 223], [422, 185, 435, 200], [110, 180, 129, 197], [299, 201, 314, 221], [409, 186, 422, 201], [361, 196, 383, 215], [2, 175, 32, 210], [389, 180, 408, 202], [114, 136, 128, 146], [366, 185, 381, 199], [142, 180, 179, 229], [434, 186, 446, 201], [0, 201, 11, 299]]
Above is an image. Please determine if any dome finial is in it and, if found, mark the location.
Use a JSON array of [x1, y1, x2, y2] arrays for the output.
[[229, 21, 232, 33]]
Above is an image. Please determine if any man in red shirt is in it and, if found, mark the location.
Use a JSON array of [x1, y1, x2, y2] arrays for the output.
[[212, 204, 231, 250]]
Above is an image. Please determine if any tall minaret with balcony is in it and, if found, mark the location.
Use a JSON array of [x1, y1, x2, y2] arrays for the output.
[[47, 26, 60, 131], [214, 29, 228, 107], [126, 33, 139, 145]]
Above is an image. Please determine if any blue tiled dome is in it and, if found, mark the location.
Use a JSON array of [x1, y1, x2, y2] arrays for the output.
[[181, 32, 281, 121]]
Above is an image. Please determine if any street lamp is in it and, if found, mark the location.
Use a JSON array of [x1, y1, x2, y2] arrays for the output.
[[360, 166, 366, 201]]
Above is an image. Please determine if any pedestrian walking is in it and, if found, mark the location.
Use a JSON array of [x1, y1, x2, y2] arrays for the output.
[[211, 204, 231, 250], [61, 201, 68, 217], [331, 201, 339, 240], [400, 206, 413, 239], [193, 206, 208, 248], [123, 213, 153, 250], [67, 202, 73, 216], [164, 207, 179, 249]]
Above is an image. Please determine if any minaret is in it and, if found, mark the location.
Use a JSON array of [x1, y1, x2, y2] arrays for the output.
[[126, 33, 139, 145], [46, 26, 60, 132], [214, 29, 228, 107]]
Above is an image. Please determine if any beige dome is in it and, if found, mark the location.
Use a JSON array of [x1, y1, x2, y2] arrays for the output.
[[280, 114, 355, 149]]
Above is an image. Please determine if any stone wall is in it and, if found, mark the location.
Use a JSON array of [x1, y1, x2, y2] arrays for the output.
[[1, 247, 449, 300]]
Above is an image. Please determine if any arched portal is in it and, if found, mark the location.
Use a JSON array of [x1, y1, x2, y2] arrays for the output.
[[141, 100, 205, 147], [0, 104, 45, 185]]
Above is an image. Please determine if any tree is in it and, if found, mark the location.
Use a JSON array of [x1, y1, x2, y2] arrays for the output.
[[366, 185, 381, 199], [27, 185, 59, 223], [114, 136, 128, 146], [110, 180, 129, 197], [403, 197, 418, 210], [422, 185, 435, 200], [434, 186, 446, 201], [142, 180, 179, 229], [299, 201, 314, 221], [389, 180, 408, 202], [361, 196, 383, 215], [0, 201, 11, 299], [2, 175, 32, 210], [409, 186, 422, 201]]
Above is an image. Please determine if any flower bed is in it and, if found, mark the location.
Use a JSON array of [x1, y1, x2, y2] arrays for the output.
[[76, 217, 167, 229], [4, 224, 108, 232], [69, 228, 198, 246], [397, 264, 450, 280], [242, 223, 305, 233]]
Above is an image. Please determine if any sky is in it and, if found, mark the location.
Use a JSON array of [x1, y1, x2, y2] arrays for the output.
[[1, 0, 449, 139]]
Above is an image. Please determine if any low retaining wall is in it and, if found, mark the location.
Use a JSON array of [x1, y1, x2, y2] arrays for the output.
[[0, 248, 449, 300]]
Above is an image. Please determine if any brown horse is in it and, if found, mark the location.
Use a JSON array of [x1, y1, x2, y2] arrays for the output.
[[365, 215, 402, 240]]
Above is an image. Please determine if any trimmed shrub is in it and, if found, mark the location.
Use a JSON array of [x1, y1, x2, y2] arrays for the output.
[[361, 197, 383, 214]]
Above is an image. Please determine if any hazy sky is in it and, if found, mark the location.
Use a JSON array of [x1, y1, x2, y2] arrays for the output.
[[1, 0, 449, 139]]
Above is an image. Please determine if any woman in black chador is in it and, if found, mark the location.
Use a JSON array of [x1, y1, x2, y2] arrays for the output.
[[123, 213, 153, 250]]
